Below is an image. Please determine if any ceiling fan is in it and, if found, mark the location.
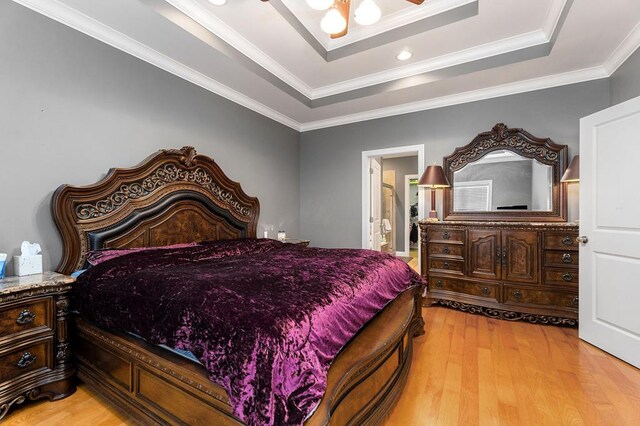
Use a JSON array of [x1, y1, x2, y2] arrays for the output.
[[260, 0, 425, 39]]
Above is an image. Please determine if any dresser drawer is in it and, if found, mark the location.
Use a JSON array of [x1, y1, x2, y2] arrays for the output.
[[428, 228, 465, 244], [428, 259, 464, 275], [0, 298, 53, 341], [543, 268, 579, 286], [543, 232, 579, 251], [544, 251, 579, 268], [428, 243, 464, 258], [0, 338, 53, 384], [430, 277, 499, 302], [504, 286, 578, 309]]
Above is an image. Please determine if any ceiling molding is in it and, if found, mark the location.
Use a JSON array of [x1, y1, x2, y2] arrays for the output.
[[300, 67, 609, 132], [602, 20, 640, 75], [165, 0, 314, 98], [12, 0, 302, 130], [311, 30, 549, 99]]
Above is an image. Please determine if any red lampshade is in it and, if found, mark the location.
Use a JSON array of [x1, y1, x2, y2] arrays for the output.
[[561, 155, 580, 182], [418, 165, 450, 188]]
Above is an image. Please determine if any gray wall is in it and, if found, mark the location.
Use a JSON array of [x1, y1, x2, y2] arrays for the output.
[[300, 80, 610, 248], [382, 156, 418, 252], [0, 2, 300, 274], [611, 47, 640, 105]]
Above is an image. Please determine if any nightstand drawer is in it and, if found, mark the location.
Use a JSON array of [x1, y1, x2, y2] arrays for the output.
[[0, 338, 53, 384], [0, 298, 53, 341], [543, 232, 579, 251]]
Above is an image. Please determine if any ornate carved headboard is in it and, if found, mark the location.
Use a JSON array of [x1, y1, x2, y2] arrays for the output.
[[52, 147, 260, 274]]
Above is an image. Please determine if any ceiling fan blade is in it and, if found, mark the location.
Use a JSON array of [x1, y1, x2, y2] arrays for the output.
[[331, 0, 351, 39], [406, 0, 425, 4]]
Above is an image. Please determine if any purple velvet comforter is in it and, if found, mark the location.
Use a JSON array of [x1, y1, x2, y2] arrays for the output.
[[73, 239, 422, 425]]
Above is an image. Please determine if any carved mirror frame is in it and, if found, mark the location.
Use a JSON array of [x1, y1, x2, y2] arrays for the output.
[[443, 123, 568, 222]]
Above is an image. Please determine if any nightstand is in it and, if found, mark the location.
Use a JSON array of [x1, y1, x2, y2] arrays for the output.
[[0, 272, 75, 420], [282, 238, 310, 247]]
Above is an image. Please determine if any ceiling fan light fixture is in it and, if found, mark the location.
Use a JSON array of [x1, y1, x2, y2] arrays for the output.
[[321, 7, 347, 34], [207, 0, 227, 5], [306, 0, 334, 11], [354, 0, 381, 26]]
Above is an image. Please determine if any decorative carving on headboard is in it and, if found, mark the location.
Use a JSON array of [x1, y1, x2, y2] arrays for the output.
[[449, 123, 560, 172], [52, 147, 260, 274], [75, 164, 252, 220]]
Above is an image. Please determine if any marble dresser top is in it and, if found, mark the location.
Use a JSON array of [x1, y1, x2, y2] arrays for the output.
[[0, 272, 75, 296]]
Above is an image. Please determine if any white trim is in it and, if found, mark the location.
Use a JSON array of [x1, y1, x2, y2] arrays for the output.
[[403, 174, 419, 260], [541, 0, 569, 37], [362, 146, 424, 274], [167, 0, 314, 98], [312, 30, 549, 99], [12, 0, 302, 131], [301, 67, 609, 131], [602, 20, 640, 75]]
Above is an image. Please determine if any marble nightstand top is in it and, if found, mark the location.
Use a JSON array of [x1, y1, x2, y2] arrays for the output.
[[0, 271, 75, 296]]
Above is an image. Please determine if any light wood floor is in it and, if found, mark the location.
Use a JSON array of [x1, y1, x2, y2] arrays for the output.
[[6, 307, 640, 425]]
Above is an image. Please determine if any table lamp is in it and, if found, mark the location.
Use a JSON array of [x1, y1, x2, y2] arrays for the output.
[[418, 165, 450, 221]]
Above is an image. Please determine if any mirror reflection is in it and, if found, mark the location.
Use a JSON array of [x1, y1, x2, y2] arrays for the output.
[[452, 150, 553, 212]]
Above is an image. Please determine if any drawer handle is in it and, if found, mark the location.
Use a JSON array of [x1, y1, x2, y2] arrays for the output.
[[482, 287, 490, 296], [562, 273, 573, 282], [17, 352, 37, 369], [443, 262, 450, 269], [435, 280, 444, 288], [562, 236, 573, 246], [502, 249, 507, 266], [443, 232, 450, 240], [572, 296, 579, 306], [443, 246, 450, 254], [513, 290, 522, 300], [562, 253, 573, 264], [16, 309, 36, 325]]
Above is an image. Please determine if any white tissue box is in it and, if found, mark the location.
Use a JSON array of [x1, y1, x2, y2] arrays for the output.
[[13, 255, 43, 276]]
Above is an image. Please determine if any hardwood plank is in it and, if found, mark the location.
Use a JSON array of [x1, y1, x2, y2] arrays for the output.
[[6, 307, 640, 425]]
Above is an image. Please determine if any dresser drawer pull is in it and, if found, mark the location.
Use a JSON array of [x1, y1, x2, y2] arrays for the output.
[[443, 262, 450, 269], [562, 273, 573, 282], [562, 236, 573, 246], [435, 280, 444, 288], [17, 352, 37, 369], [443, 246, 450, 254], [572, 296, 579, 306], [513, 290, 522, 300], [442, 232, 450, 240], [562, 253, 573, 264], [16, 309, 36, 325], [482, 287, 490, 296]]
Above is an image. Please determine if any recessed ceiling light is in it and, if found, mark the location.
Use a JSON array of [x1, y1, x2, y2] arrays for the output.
[[396, 50, 413, 61], [208, 0, 226, 5]]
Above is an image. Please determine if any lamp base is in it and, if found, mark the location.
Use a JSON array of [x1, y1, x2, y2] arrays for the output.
[[426, 210, 439, 222]]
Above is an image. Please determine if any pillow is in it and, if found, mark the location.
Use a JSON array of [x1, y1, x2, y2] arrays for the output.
[[86, 242, 199, 266]]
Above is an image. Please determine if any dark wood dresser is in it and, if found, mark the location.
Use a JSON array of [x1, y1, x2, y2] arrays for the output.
[[0, 272, 75, 419], [420, 221, 579, 326]]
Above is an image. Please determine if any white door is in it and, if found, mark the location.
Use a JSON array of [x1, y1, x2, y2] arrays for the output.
[[579, 95, 640, 368], [370, 157, 382, 251]]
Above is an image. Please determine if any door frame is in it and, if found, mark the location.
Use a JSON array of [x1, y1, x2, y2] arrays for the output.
[[361, 145, 425, 271], [401, 173, 419, 258]]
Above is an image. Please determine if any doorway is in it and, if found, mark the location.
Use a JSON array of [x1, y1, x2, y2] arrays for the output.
[[362, 145, 425, 273]]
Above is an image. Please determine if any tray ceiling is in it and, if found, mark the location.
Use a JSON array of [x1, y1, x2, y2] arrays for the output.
[[13, 0, 640, 131]]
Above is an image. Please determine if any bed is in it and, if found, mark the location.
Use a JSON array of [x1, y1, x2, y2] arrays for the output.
[[51, 146, 425, 425]]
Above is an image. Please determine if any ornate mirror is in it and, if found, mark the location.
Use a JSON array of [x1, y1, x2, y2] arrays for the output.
[[443, 123, 568, 222]]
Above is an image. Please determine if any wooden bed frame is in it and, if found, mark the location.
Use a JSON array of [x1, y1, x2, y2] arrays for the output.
[[52, 146, 425, 425]]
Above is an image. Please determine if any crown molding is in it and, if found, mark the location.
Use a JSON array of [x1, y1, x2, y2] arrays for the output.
[[602, 20, 640, 75], [12, 0, 302, 131], [311, 30, 549, 99], [166, 0, 314, 98], [300, 67, 609, 132]]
